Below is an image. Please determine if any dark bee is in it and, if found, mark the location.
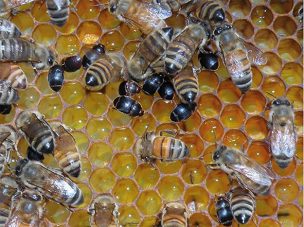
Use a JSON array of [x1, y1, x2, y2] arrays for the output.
[[62, 55, 82, 72], [142, 74, 164, 96], [48, 64, 64, 92], [170, 103, 196, 122], [118, 81, 141, 96], [0, 105, 11, 115], [198, 51, 219, 71], [27, 146, 44, 161], [216, 196, 233, 226], [46, 0, 70, 27], [15, 159, 84, 207], [0, 19, 21, 39], [158, 80, 174, 100], [113, 96, 144, 117], [0, 80, 19, 105], [82, 44, 105, 68], [15, 111, 56, 155]]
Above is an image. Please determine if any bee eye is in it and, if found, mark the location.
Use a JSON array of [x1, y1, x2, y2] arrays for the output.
[[224, 24, 232, 30], [214, 27, 222, 36], [284, 100, 291, 106], [110, 4, 117, 12], [15, 166, 21, 175], [48, 57, 54, 66], [273, 99, 281, 106]]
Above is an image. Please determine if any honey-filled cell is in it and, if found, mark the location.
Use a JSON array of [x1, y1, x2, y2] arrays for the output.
[[156, 160, 183, 174], [184, 186, 210, 213], [45, 200, 70, 224], [256, 195, 278, 217], [136, 190, 162, 215], [252, 66, 263, 88], [62, 106, 87, 130], [206, 170, 230, 194], [295, 163, 303, 185], [133, 92, 154, 111], [152, 100, 175, 123], [223, 129, 248, 150], [273, 16, 297, 37], [197, 94, 222, 118], [112, 152, 137, 177], [229, 0, 251, 18], [262, 76, 286, 100], [281, 62, 303, 86], [38, 95, 63, 119], [131, 113, 157, 136], [278, 39, 301, 61], [109, 127, 135, 151], [107, 108, 133, 127], [277, 204, 302, 227], [75, 157, 92, 183], [251, 6, 273, 27], [123, 41, 141, 60], [179, 134, 204, 157], [275, 178, 299, 203], [140, 217, 158, 227], [104, 80, 121, 100], [60, 81, 85, 105], [201, 144, 217, 165], [56, 12, 79, 34], [17, 87, 40, 109], [272, 158, 296, 177], [76, 21, 102, 45], [233, 19, 254, 39], [35, 71, 54, 95], [56, 34, 81, 55], [76, 0, 100, 19], [11, 12, 34, 35], [88, 142, 112, 168], [286, 86, 303, 110], [89, 168, 116, 193], [295, 111, 303, 136], [118, 205, 141, 226], [220, 104, 246, 129], [98, 9, 121, 29], [134, 163, 160, 189], [181, 160, 207, 184], [258, 52, 282, 75], [296, 137, 303, 160], [178, 111, 201, 132], [189, 213, 212, 227], [198, 71, 219, 93], [120, 23, 142, 40], [68, 209, 90, 227], [101, 30, 125, 52], [217, 79, 242, 103], [259, 218, 281, 227], [112, 178, 139, 203], [32, 24, 57, 46], [71, 131, 89, 156], [270, 0, 293, 14], [86, 117, 112, 141], [83, 92, 109, 116], [245, 116, 268, 140], [31, 1, 49, 22], [157, 176, 184, 201], [247, 141, 271, 164], [199, 118, 224, 142], [241, 90, 266, 114]]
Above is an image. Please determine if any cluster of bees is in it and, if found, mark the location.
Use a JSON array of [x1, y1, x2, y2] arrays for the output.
[[0, 0, 301, 226]]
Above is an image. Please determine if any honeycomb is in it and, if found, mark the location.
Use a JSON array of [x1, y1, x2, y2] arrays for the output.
[[1, 0, 303, 226]]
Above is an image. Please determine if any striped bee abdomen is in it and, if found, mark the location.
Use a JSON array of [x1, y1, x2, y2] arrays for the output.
[[0, 19, 21, 39], [162, 202, 188, 227], [55, 151, 81, 178], [6, 65, 27, 89], [230, 187, 255, 225], [173, 67, 198, 104], [66, 184, 84, 206], [152, 137, 189, 161], [46, 0, 70, 27], [0, 208, 9, 227], [197, 0, 225, 23], [0, 80, 19, 105]]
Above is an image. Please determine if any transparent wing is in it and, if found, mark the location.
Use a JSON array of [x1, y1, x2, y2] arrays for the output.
[[147, 2, 172, 19], [223, 50, 250, 81], [243, 41, 268, 66]]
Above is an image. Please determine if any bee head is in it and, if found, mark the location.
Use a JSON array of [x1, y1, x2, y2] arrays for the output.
[[109, 0, 118, 13], [213, 145, 226, 161], [272, 98, 291, 107], [15, 159, 29, 176], [213, 22, 232, 37]]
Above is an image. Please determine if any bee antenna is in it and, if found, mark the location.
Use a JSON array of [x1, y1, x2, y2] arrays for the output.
[[266, 92, 277, 99]]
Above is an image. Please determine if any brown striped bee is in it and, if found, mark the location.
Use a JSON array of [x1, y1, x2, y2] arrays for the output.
[[172, 66, 198, 104], [89, 193, 119, 227], [0, 38, 55, 70], [0, 80, 19, 105], [211, 145, 274, 195], [161, 202, 188, 227], [228, 186, 255, 225], [108, 0, 172, 35], [6, 190, 45, 227], [164, 18, 211, 76], [0, 0, 35, 16], [15, 159, 84, 207], [269, 98, 296, 169], [52, 122, 81, 178], [0, 63, 27, 89], [15, 110, 56, 156], [212, 22, 267, 93], [135, 130, 189, 162], [0, 19, 21, 39], [46, 0, 70, 27], [0, 175, 18, 226], [83, 53, 126, 91], [0, 125, 17, 177], [128, 27, 174, 82]]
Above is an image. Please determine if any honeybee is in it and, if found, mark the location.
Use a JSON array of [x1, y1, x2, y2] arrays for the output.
[[89, 193, 119, 227], [215, 196, 233, 226], [52, 122, 81, 178], [15, 159, 84, 207], [0, 125, 17, 177], [6, 190, 45, 227], [135, 130, 189, 162], [118, 81, 141, 96], [48, 64, 64, 92], [128, 27, 174, 82], [62, 55, 82, 72], [108, 0, 172, 34], [294, 2, 303, 26], [15, 110, 56, 156], [164, 19, 211, 76], [161, 202, 188, 227], [170, 102, 196, 122], [0, 0, 35, 16], [0, 63, 27, 89], [228, 186, 255, 225], [46, 0, 70, 27], [212, 22, 267, 93], [269, 98, 296, 169], [172, 66, 198, 104], [0, 175, 18, 226], [195, 0, 226, 25], [82, 44, 105, 68], [0, 38, 55, 70], [0, 81, 19, 105], [211, 145, 274, 195], [0, 19, 21, 39], [113, 95, 144, 117], [83, 53, 126, 91]]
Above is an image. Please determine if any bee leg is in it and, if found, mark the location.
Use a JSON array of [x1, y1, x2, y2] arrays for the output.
[[159, 129, 178, 137], [206, 163, 220, 170], [267, 121, 273, 130]]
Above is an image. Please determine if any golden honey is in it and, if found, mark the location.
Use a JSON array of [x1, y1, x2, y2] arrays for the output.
[[3, 0, 302, 226]]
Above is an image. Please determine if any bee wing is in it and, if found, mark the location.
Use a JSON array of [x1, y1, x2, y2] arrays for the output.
[[0, 63, 12, 80], [243, 41, 268, 66], [146, 2, 172, 19], [270, 122, 297, 158], [0, 131, 11, 144], [223, 50, 247, 75]]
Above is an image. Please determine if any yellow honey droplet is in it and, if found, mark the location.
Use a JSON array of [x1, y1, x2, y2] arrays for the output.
[[245, 116, 268, 140], [223, 129, 248, 150], [241, 90, 266, 114], [134, 164, 160, 189], [62, 106, 88, 130], [112, 152, 137, 177], [152, 100, 175, 123], [68, 209, 90, 227], [38, 95, 63, 119], [275, 178, 299, 202], [131, 113, 157, 136], [83, 92, 109, 116], [60, 82, 85, 105], [101, 30, 125, 51], [247, 141, 271, 164], [206, 170, 231, 194], [157, 176, 184, 201], [198, 94, 222, 118], [199, 118, 224, 142], [88, 142, 112, 168], [220, 104, 246, 128], [77, 21, 102, 45], [56, 34, 81, 55], [262, 76, 286, 99], [86, 117, 112, 140], [198, 71, 219, 93], [76, 0, 100, 20], [136, 190, 162, 215], [281, 62, 303, 86], [112, 178, 139, 203], [33, 24, 57, 46], [156, 160, 182, 174], [89, 168, 116, 193], [109, 127, 135, 151], [218, 79, 242, 103]]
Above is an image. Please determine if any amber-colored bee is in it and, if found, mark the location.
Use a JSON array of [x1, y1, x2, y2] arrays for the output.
[[269, 98, 296, 169], [0, 63, 27, 89], [0, 125, 17, 177], [89, 193, 119, 227], [0, 175, 18, 226], [172, 66, 198, 104], [128, 27, 174, 82], [161, 202, 188, 227], [0, 81, 19, 105], [0, 19, 21, 39], [135, 130, 189, 162], [0, 38, 55, 70], [212, 145, 274, 195], [15, 159, 84, 207], [46, 0, 70, 27], [6, 190, 45, 227], [0, 0, 35, 16], [52, 122, 81, 178], [108, 0, 171, 34], [15, 111, 56, 156]]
